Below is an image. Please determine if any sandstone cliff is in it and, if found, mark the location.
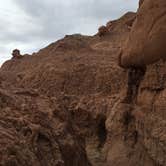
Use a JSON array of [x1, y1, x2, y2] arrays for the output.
[[0, 0, 165, 166]]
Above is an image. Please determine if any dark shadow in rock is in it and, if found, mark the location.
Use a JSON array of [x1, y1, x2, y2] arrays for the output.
[[97, 116, 107, 148]]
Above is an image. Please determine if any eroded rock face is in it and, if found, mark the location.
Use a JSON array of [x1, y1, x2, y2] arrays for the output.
[[0, 13, 131, 166], [105, 60, 166, 166], [98, 26, 109, 37], [0, 1, 166, 166], [0, 88, 91, 166], [121, 0, 166, 68], [105, 1, 166, 165]]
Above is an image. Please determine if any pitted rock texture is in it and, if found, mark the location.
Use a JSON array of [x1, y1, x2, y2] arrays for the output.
[[0, 88, 91, 166], [0, 1, 166, 166], [0, 13, 132, 166]]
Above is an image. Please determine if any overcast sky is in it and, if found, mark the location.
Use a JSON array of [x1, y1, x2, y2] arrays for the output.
[[0, 0, 139, 65]]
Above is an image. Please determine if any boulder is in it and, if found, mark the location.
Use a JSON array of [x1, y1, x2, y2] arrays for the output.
[[121, 0, 166, 68], [12, 49, 23, 59], [98, 26, 109, 37]]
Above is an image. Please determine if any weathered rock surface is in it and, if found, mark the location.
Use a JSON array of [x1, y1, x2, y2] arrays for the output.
[[0, 87, 91, 166], [0, 13, 131, 166], [121, 0, 166, 67], [0, 0, 166, 166], [105, 60, 166, 166]]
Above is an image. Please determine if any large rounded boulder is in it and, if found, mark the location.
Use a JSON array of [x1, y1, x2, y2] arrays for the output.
[[121, 0, 166, 68]]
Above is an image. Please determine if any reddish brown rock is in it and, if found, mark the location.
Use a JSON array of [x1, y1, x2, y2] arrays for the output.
[[0, 13, 131, 166], [121, 0, 166, 68], [98, 26, 109, 37], [0, 2, 166, 166], [12, 49, 23, 59], [0, 88, 91, 166], [139, 0, 145, 7]]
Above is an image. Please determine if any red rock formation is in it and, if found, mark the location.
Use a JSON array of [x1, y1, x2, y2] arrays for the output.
[[0, 1, 166, 165], [139, 0, 144, 7], [0, 88, 91, 166], [98, 26, 109, 37], [121, 0, 166, 68], [0, 14, 131, 165], [12, 49, 23, 59]]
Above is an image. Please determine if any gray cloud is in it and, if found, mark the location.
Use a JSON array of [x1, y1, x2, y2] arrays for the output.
[[0, 0, 139, 65]]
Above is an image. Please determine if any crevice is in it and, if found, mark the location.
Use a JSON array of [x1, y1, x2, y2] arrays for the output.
[[123, 110, 133, 127], [97, 116, 107, 148], [122, 110, 139, 148], [122, 66, 146, 104]]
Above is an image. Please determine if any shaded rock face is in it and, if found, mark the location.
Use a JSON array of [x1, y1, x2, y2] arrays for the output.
[[121, 0, 166, 68], [0, 1, 166, 166], [106, 60, 166, 166], [0, 89, 91, 166]]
